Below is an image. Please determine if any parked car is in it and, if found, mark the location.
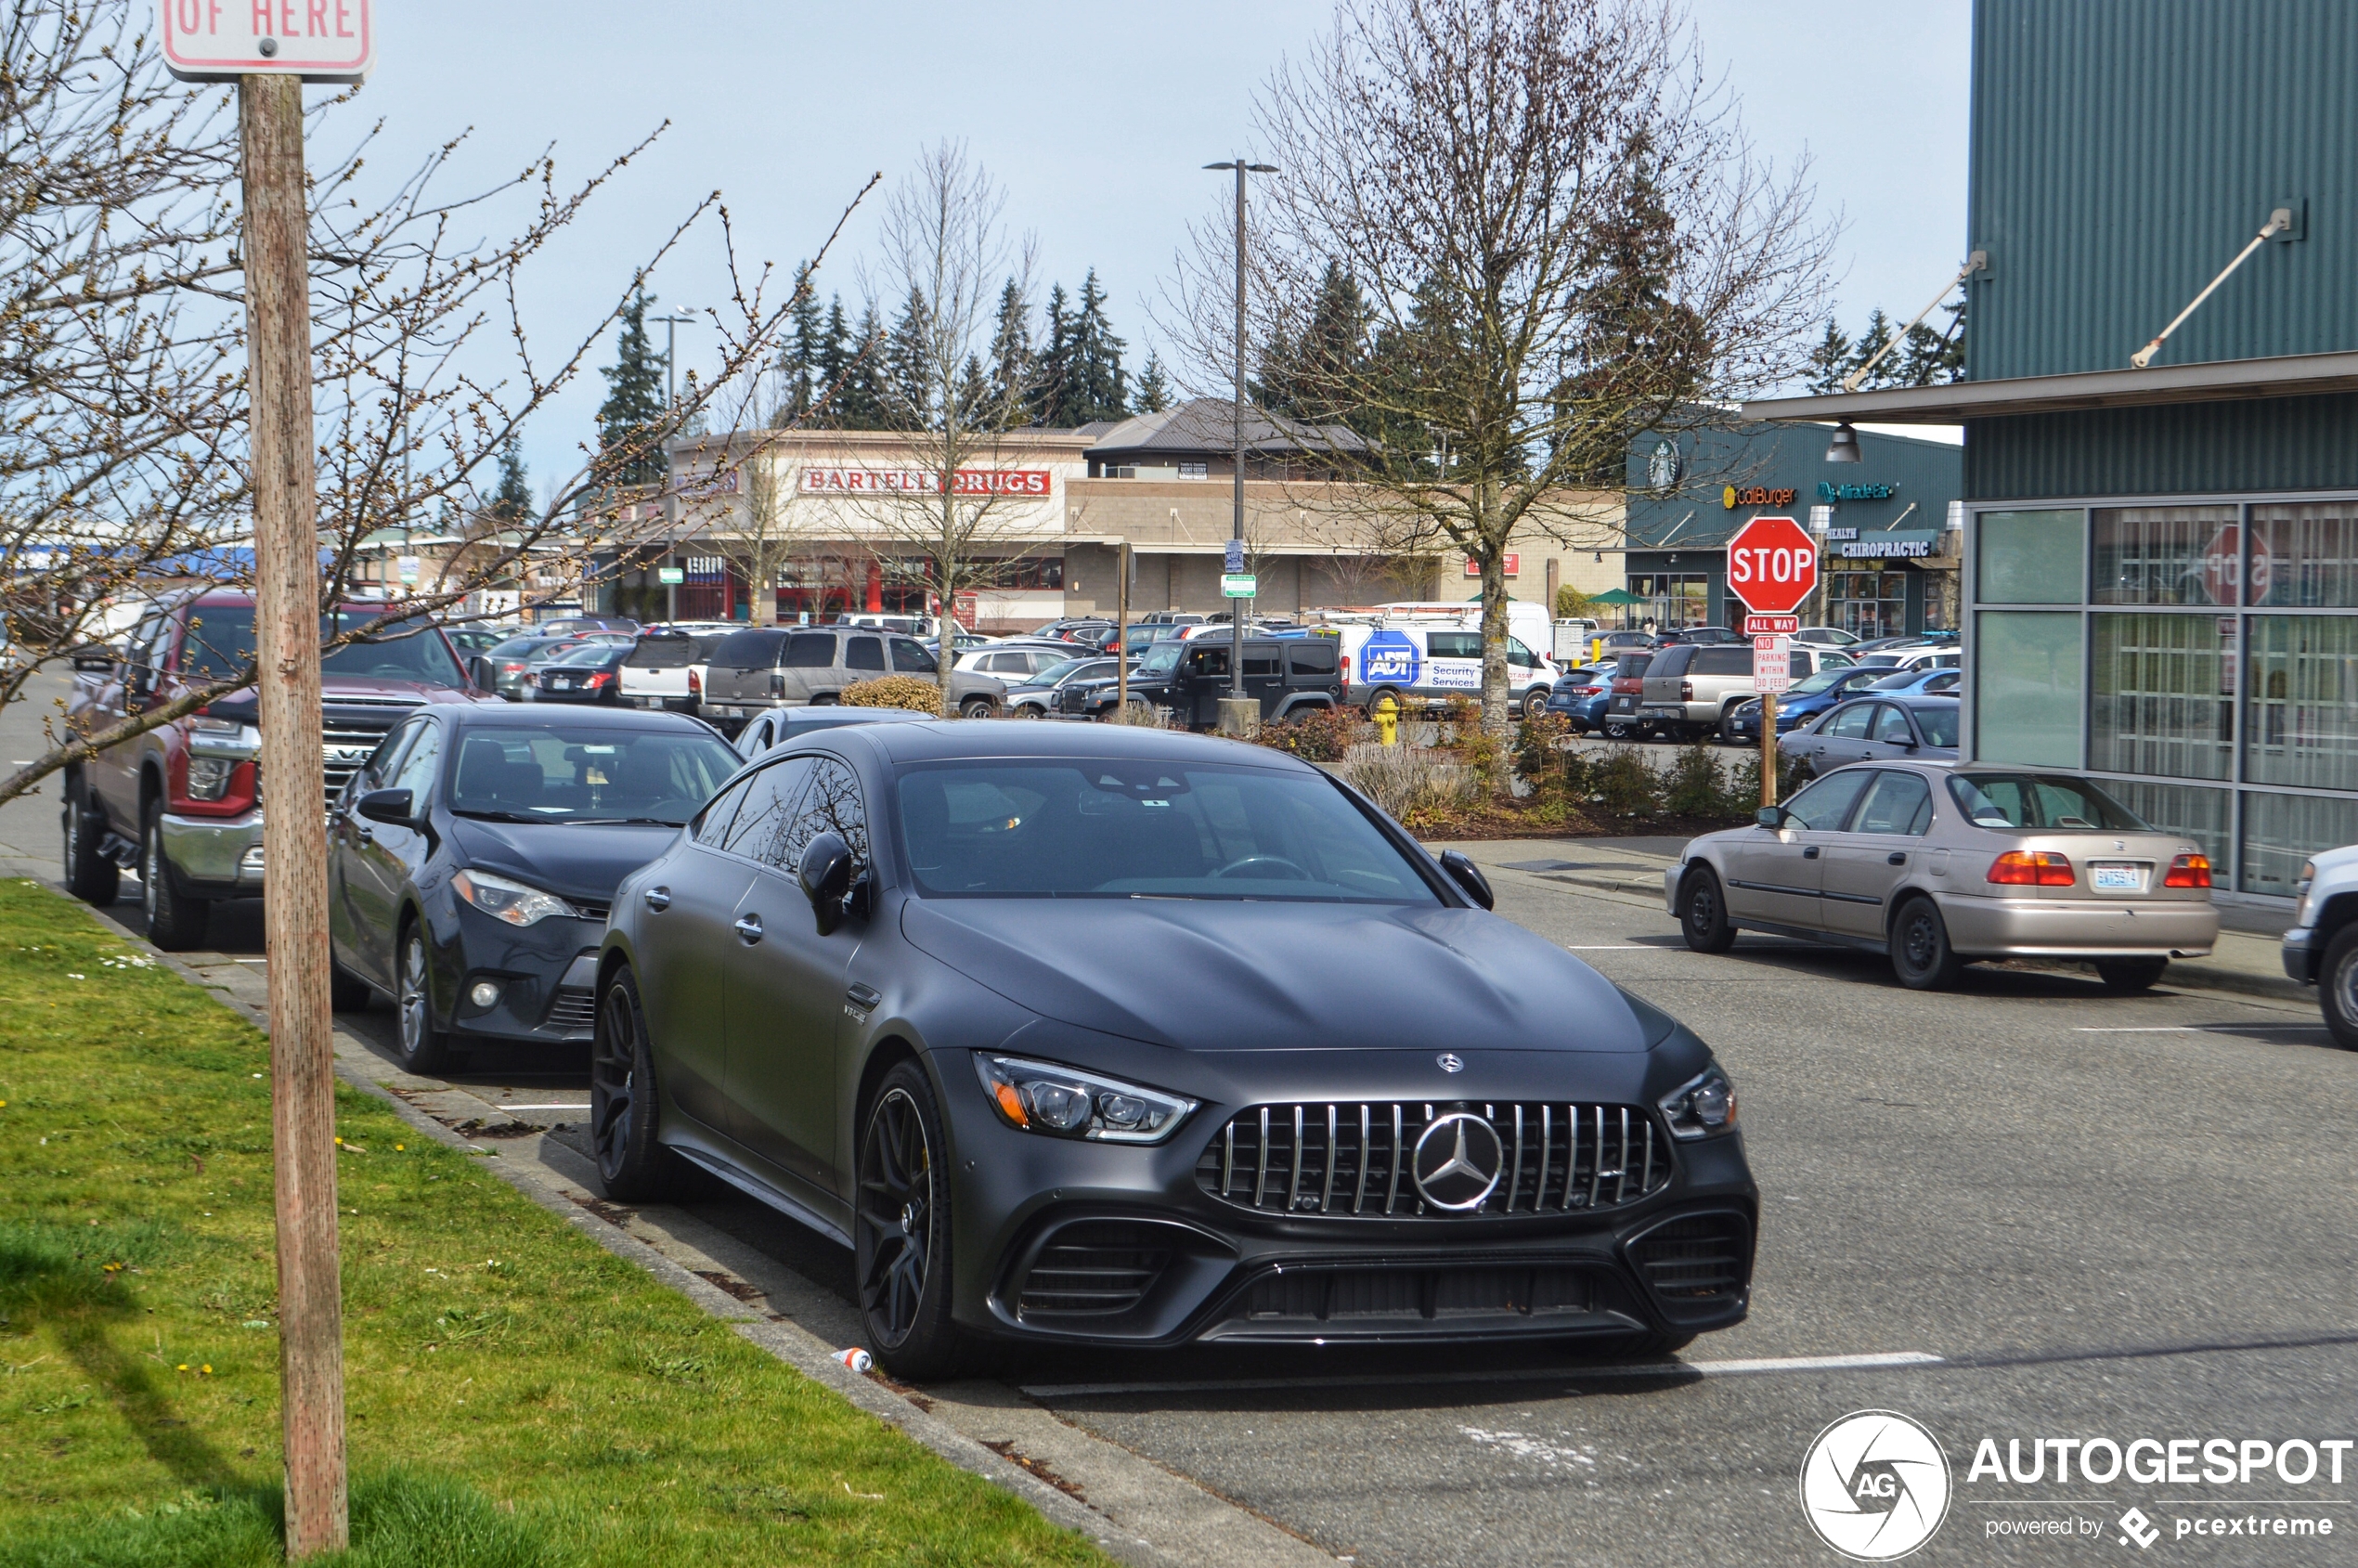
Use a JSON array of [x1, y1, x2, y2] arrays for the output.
[[1654, 626, 1743, 647], [1863, 667, 1962, 697], [620, 628, 730, 713], [443, 625, 513, 661], [535, 614, 641, 636], [1719, 665, 1892, 745], [62, 592, 491, 949], [2281, 847, 2358, 1048], [734, 704, 939, 758], [327, 706, 743, 1069], [1003, 656, 1127, 718], [473, 633, 614, 700], [590, 719, 1757, 1374], [529, 641, 632, 705], [698, 625, 1004, 732], [1542, 666, 1611, 732], [1589, 628, 1656, 661], [1030, 617, 1116, 643], [1637, 642, 1838, 743], [956, 643, 1074, 682], [1331, 624, 1560, 719], [1095, 635, 1343, 725], [1793, 627, 1861, 648], [1597, 653, 1656, 740], [1781, 696, 1960, 771], [1668, 762, 2219, 991]]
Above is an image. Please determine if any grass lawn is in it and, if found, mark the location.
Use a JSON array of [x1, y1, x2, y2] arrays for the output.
[[0, 878, 1108, 1567]]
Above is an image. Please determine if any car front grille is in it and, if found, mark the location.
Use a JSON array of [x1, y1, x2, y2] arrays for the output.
[[1014, 1221, 1174, 1321], [1196, 1102, 1670, 1219], [544, 986, 597, 1033], [320, 700, 421, 810], [1222, 1260, 1609, 1328], [1628, 1213, 1751, 1302]]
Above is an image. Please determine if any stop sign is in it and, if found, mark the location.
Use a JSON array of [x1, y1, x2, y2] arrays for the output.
[[1726, 514, 1820, 616]]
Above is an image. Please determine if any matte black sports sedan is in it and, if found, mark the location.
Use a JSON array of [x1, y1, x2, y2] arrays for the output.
[[327, 706, 743, 1071], [592, 723, 1756, 1377]]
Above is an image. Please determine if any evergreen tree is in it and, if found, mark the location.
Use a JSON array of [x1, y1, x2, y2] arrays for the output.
[[594, 289, 667, 486], [988, 279, 1033, 413], [1846, 308, 1898, 390], [956, 354, 991, 422], [1064, 270, 1128, 423], [1131, 352, 1173, 415], [488, 437, 531, 526], [1805, 319, 1852, 395], [781, 271, 825, 421], [835, 305, 890, 429], [811, 295, 854, 426], [1894, 294, 1967, 385], [885, 286, 935, 429], [1032, 283, 1073, 424]]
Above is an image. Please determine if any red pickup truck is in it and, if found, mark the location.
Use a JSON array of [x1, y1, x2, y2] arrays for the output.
[[62, 590, 491, 949]]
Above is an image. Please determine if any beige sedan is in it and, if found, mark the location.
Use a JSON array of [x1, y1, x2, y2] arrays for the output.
[[1664, 761, 2220, 991]]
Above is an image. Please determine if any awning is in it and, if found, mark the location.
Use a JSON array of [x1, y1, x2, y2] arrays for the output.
[[1739, 348, 2358, 425], [1584, 588, 1643, 605]]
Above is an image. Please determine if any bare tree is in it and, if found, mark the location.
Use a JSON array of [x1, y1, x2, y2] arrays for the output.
[[1164, 0, 1834, 732], [0, 0, 874, 808], [852, 141, 1052, 713]]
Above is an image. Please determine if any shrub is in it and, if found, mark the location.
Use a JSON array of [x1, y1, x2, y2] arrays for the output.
[[1664, 743, 1728, 818], [839, 674, 942, 712], [1513, 714, 1574, 788], [1339, 741, 1480, 822], [1257, 705, 1362, 761], [1582, 748, 1663, 819]]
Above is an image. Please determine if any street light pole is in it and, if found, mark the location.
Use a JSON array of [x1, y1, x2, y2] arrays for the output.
[[655, 309, 698, 407], [1204, 159, 1276, 714]]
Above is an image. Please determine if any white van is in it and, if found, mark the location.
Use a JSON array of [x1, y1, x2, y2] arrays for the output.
[[1331, 622, 1561, 719], [1367, 599, 1556, 651]]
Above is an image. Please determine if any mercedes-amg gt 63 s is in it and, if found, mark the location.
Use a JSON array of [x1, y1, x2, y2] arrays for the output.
[[591, 723, 1756, 1376]]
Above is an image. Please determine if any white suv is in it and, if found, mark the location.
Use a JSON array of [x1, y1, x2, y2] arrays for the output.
[[2282, 846, 2358, 1048]]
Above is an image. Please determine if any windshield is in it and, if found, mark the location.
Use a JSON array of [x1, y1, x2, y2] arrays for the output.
[[1788, 668, 1850, 696], [551, 642, 618, 666], [1948, 772, 2145, 831], [1911, 705, 1960, 746], [1135, 643, 1184, 676], [895, 759, 1442, 903], [181, 605, 466, 687], [1028, 658, 1089, 687], [447, 726, 741, 824]]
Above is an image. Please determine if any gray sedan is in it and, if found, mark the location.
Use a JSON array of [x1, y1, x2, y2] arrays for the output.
[[1780, 694, 1959, 771], [1665, 761, 2220, 991]]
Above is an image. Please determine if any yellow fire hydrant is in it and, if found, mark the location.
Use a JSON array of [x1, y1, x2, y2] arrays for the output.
[[1372, 693, 1400, 746]]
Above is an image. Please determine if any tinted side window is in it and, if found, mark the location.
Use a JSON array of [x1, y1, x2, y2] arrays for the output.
[[1287, 641, 1339, 675], [891, 638, 939, 673], [1692, 647, 1751, 676], [712, 629, 787, 668], [1826, 703, 1876, 739], [1242, 652, 1281, 678], [627, 638, 694, 669], [363, 718, 422, 791], [693, 776, 756, 846], [1872, 705, 1915, 744], [719, 757, 817, 862], [783, 631, 837, 668], [1505, 637, 1537, 668], [1790, 649, 1815, 678], [1426, 631, 1480, 659], [1651, 644, 1696, 678], [846, 635, 887, 671], [772, 758, 868, 875], [1851, 771, 1934, 836], [387, 721, 445, 802], [1784, 770, 1872, 831]]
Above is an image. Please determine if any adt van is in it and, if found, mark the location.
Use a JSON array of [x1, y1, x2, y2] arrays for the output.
[[1335, 623, 1560, 719]]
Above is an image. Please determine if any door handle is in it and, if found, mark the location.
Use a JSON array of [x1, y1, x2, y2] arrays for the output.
[[1887, 851, 1908, 865], [356, 824, 373, 843], [642, 886, 672, 912], [847, 983, 881, 1011], [1802, 845, 1820, 860], [733, 914, 763, 943]]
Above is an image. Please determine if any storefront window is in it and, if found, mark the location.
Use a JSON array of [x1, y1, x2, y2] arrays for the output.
[[2248, 502, 2358, 608], [1976, 510, 2082, 603], [2245, 615, 2358, 789], [1627, 573, 1710, 628], [2241, 791, 2358, 899], [1974, 612, 2081, 767], [2104, 781, 2233, 872], [2091, 506, 2238, 605], [1827, 571, 1907, 639], [2089, 613, 2233, 780]]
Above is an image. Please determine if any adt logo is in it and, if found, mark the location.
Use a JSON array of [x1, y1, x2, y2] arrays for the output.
[[1361, 629, 1420, 685], [1799, 1410, 1951, 1561]]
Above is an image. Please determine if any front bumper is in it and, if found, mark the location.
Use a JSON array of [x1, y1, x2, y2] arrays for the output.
[[434, 901, 607, 1044], [2283, 925, 2318, 984], [161, 810, 266, 898], [1938, 893, 2219, 958]]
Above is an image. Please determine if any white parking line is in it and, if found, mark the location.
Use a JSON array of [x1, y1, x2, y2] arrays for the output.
[[2072, 1024, 2321, 1033], [497, 1103, 590, 1111], [1020, 1350, 1942, 1400]]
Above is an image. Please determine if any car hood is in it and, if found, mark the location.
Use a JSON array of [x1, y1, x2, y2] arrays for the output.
[[446, 816, 680, 904], [900, 897, 1655, 1053]]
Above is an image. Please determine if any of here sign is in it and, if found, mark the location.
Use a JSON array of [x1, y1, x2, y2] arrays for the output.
[[162, 1, 376, 84]]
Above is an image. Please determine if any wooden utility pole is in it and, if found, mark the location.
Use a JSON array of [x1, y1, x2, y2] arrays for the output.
[[1759, 690, 1779, 810], [240, 73, 346, 1558]]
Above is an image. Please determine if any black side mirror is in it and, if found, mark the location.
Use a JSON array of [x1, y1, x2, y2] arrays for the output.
[[71, 648, 117, 673], [1438, 849, 1495, 910], [798, 830, 857, 935], [356, 787, 419, 828], [1756, 805, 1789, 829]]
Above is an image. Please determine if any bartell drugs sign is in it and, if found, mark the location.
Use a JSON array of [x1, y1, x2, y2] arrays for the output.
[[800, 468, 1053, 497]]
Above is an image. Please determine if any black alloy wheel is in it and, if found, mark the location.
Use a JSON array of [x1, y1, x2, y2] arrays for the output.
[[1678, 868, 1736, 954], [61, 771, 120, 907], [395, 924, 458, 1073], [2320, 926, 2358, 1051], [139, 800, 208, 951], [2093, 957, 2169, 994], [590, 965, 680, 1199], [1890, 896, 1964, 991], [855, 1061, 961, 1379]]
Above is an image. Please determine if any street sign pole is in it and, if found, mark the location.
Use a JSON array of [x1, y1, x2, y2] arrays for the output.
[[1728, 515, 1816, 812]]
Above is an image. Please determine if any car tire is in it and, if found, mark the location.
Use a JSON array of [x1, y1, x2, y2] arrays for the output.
[[1011, 703, 1041, 719], [330, 959, 373, 1012], [1601, 719, 1635, 742], [61, 771, 121, 907], [1521, 689, 1548, 720], [139, 800, 209, 952], [1889, 896, 1964, 991], [2321, 926, 2358, 1051], [394, 922, 459, 1074], [1678, 868, 1737, 954], [590, 965, 683, 1201], [2093, 957, 2169, 994], [958, 696, 995, 719], [856, 1060, 964, 1380]]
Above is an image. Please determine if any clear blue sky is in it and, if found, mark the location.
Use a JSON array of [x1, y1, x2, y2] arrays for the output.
[[326, 0, 1970, 496]]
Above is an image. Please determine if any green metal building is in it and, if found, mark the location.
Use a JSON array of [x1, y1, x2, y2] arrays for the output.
[[1746, 0, 2358, 901]]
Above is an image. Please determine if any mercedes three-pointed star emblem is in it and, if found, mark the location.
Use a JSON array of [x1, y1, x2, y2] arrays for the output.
[[1436, 1052, 1465, 1072], [1411, 1112, 1505, 1211]]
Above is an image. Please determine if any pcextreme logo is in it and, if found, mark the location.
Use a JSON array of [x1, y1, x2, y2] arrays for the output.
[[1800, 1410, 1953, 1561]]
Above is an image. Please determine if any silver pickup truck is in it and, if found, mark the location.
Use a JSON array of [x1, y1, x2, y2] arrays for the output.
[[696, 625, 1004, 731]]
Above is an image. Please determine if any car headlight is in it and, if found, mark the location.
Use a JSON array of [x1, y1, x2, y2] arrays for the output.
[[973, 1054, 1197, 1145], [186, 757, 237, 800], [1657, 1067, 1738, 1140], [451, 868, 584, 927], [2293, 860, 2316, 927]]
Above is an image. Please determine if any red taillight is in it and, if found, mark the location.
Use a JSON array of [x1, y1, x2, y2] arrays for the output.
[[1612, 678, 1641, 694], [1989, 850, 2076, 888], [687, 667, 701, 697], [1679, 680, 1694, 701], [2163, 853, 2212, 888], [587, 670, 613, 690], [1339, 655, 1351, 688]]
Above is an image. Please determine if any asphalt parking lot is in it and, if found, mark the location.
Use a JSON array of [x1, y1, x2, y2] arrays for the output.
[[4, 684, 2351, 1565]]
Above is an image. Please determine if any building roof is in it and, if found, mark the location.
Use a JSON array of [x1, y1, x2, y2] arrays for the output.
[[1083, 396, 1367, 460], [1740, 350, 2358, 425]]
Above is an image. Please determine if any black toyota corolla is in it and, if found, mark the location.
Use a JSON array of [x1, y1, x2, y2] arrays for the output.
[[327, 706, 742, 1071], [592, 723, 1755, 1377]]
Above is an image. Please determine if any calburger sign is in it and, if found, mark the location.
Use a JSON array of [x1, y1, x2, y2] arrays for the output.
[[800, 468, 1052, 497]]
